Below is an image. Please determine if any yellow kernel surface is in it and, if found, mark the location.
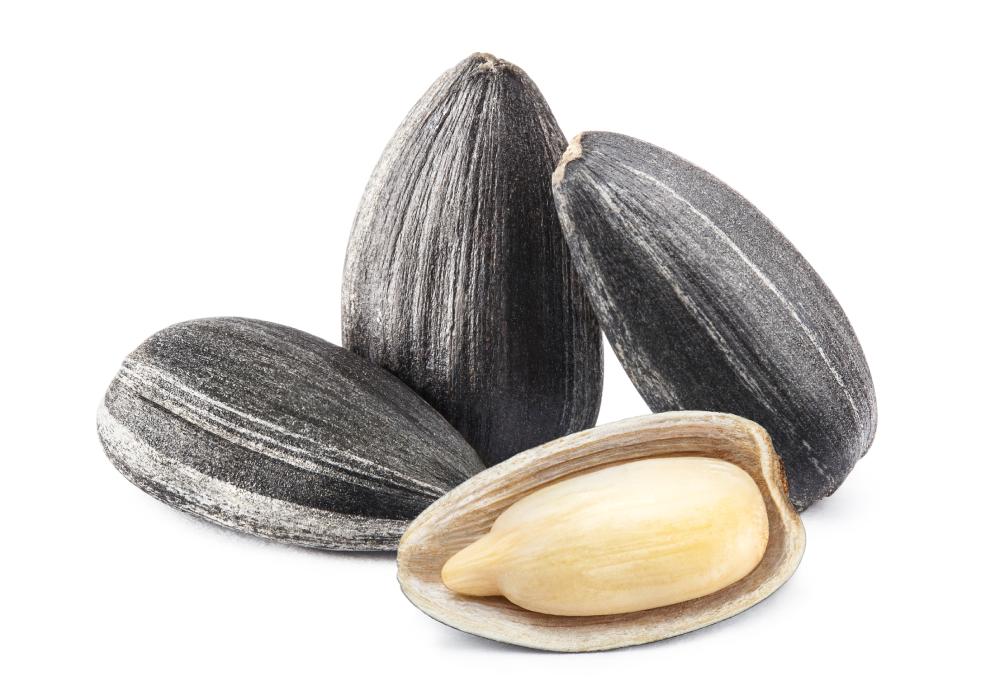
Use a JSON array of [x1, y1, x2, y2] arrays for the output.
[[441, 457, 769, 616]]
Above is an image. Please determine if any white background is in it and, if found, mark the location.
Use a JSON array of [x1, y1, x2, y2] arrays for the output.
[[3, 1, 997, 682]]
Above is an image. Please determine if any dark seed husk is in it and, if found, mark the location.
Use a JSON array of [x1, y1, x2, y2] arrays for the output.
[[342, 53, 603, 467], [552, 132, 877, 510], [97, 317, 484, 550]]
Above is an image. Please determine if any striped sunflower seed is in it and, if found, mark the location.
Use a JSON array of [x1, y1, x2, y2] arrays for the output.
[[551, 132, 877, 509], [97, 317, 484, 550], [342, 53, 603, 466]]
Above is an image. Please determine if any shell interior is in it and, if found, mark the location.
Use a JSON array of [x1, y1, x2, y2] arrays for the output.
[[396, 411, 806, 652]]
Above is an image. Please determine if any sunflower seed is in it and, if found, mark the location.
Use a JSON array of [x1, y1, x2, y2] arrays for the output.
[[342, 53, 603, 466], [97, 317, 484, 550], [397, 411, 805, 651], [552, 132, 877, 509], [441, 457, 770, 616]]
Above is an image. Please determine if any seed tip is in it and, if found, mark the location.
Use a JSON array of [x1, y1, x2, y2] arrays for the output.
[[473, 51, 499, 70], [441, 535, 501, 597], [469, 52, 522, 76], [552, 134, 585, 186]]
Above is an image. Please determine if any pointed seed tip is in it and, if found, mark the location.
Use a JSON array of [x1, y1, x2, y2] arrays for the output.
[[441, 536, 500, 597], [466, 52, 524, 76], [552, 134, 585, 186]]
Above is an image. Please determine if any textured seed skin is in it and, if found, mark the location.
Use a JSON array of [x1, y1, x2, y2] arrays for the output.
[[441, 457, 769, 616], [342, 53, 603, 467], [97, 317, 484, 550], [552, 132, 877, 510]]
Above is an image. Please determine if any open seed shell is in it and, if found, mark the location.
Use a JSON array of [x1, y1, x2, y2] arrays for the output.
[[396, 411, 805, 652], [97, 317, 484, 551]]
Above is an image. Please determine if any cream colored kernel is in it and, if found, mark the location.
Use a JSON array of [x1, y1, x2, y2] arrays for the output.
[[441, 457, 769, 616]]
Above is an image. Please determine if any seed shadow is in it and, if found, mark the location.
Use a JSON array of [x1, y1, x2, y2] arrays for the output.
[[799, 481, 869, 523], [162, 504, 399, 560]]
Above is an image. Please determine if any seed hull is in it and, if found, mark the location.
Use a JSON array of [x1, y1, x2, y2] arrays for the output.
[[97, 317, 484, 550], [343, 53, 603, 466], [396, 411, 805, 651], [552, 131, 877, 510]]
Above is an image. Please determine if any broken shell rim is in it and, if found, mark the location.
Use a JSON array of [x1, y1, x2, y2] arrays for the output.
[[396, 411, 806, 652]]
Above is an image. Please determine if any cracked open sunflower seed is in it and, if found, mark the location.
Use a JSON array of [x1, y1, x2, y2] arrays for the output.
[[97, 317, 484, 550], [397, 411, 805, 651]]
